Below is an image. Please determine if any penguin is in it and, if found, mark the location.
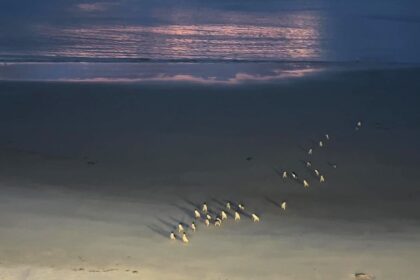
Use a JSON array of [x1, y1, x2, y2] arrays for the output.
[[281, 201, 287, 210], [234, 211, 241, 221], [221, 210, 228, 220], [202, 202, 208, 213], [355, 121, 362, 131], [178, 223, 184, 233], [194, 209, 201, 219], [251, 213, 260, 222], [182, 232, 189, 243], [204, 219, 210, 226]]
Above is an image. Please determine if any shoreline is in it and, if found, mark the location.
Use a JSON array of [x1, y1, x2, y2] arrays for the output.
[[1, 61, 419, 84]]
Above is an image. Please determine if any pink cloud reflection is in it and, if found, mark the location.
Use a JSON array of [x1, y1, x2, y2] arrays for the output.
[[0, 62, 325, 84], [59, 68, 322, 84]]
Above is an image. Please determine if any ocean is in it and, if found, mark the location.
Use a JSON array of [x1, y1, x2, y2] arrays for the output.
[[1, 0, 420, 64]]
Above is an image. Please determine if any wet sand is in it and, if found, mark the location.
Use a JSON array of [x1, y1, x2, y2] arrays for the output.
[[1, 67, 420, 279]]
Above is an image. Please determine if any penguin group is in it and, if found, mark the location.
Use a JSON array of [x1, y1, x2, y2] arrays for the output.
[[279, 120, 364, 208], [168, 120, 362, 244], [168, 200, 263, 244]]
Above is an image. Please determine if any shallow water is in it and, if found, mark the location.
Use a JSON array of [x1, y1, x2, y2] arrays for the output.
[[1, 0, 420, 63]]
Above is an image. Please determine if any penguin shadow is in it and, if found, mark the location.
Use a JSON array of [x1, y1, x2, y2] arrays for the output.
[[374, 121, 391, 131], [299, 159, 309, 166], [168, 216, 190, 230], [148, 217, 176, 239], [222, 204, 236, 218], [147, 224, 170, 239], [238, 209, 252, 219], [224, 210, 235, 219], [182, 198, 201, 209], [157, 217, 176, 230], [264, 196, 279, 208], [272, 167, 284, 178], [309, 172, 320, 181], [172, 204, 196, 220], [309, 138, 319, 148], [294, 178, 303, 185], [211, 198, 225, 209], [210, 199, 230, 214], [297, 143, 308, 153], [327, 161, 338, 169], [206, 208, 220, 219]]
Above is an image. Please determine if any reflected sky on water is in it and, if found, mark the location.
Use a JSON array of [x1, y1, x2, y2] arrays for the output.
[[0, 62, 326, 83], [1, 0, 420, 63]]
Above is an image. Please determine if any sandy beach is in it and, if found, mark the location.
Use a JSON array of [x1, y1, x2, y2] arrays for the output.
[[1, 66, 420, 279]]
